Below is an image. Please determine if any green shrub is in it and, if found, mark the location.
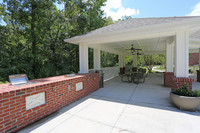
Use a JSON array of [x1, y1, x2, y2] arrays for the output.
[[173, 83, 200, 97]]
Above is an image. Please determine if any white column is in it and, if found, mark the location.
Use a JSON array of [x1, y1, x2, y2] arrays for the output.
[[166, 41, 174, 72], [119, 55, 125, 67], [79, 44, 89, 73], [175, 31, 189, 77], [193, 65, 196, 75], [133, 55, 137, 67], [93, 48, 101, 70], [122, 55, 125, 67], [119, 55, 122, 67]]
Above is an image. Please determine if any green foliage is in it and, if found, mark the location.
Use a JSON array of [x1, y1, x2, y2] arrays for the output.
[[194, 90, 200, 97], [0, 0, 106, 82], [101, 51, 118, 68], [0, 81, 9, 84], [116, 15, 132, 23], [104, 16, 114, 26], [89, 48, 94, 69], [125, 54, 165, 71], [173, 83, 200, 97]]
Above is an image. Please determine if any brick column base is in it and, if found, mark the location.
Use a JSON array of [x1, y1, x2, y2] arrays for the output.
[[164, 72, 174, 87], [171, 77, 195, 91]]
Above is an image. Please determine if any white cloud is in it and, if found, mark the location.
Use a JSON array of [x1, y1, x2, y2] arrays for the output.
[[188, 2, 200, 16], [102, 0, 139, 20], [137, 9, 140, 15]]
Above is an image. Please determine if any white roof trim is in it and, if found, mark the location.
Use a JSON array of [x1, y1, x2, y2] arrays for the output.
[[65, 16, 200, 45]]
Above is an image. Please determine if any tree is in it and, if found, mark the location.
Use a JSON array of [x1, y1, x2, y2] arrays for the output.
[[125, 54, 165, 72], [101, 51, 118, 68], [143, 55, 154, 73], [104, 16, 114, 26], [0, 0, 107, 81]]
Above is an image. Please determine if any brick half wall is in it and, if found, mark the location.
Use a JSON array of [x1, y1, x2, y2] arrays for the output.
[[0, 73, 100, 133], [171, 77, 194, 91], [164, 72, 174, 87]]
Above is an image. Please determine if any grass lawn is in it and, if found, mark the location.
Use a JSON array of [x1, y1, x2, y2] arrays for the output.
[[0, 81, 9, 84], [140, 65, 165, 73], [153, 65, 165, 72], [141, 65, 199, 74]]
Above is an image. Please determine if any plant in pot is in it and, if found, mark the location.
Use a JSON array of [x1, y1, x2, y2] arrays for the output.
[[170, 83, 200, 111]]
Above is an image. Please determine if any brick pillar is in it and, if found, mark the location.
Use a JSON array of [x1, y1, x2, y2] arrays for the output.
[[120, 67, 125, 75], [171, 77, 194, 91], [164, 72, 174, 87]]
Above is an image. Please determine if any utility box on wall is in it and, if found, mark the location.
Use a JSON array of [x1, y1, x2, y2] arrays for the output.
[[26, 92, 46, 110], [76, 82, 83, 91]]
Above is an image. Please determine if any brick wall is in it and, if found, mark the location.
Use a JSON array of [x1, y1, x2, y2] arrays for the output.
[[164, 72, 174, 87], [189, 53, 199, 66], [0, 73, 99, 133], [171, 77, 194, 91]]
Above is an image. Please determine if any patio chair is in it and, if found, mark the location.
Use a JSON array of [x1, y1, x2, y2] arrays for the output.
[[132, 67, 138, 72], [141, 68, 148, 77], [120, 67, 132, 82], [138, 68, 142, 72], [132, 72, 145, 84]]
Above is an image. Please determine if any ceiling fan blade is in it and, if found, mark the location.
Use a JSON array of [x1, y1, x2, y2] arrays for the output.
[[135, 48, 142, 50]]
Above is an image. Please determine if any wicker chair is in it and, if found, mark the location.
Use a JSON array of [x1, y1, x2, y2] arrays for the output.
[[121, 67, 132, 82], [132, 72, 145, 84]]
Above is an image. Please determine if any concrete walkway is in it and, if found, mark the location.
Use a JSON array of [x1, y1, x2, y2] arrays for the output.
[[18, 73, 200, 133]]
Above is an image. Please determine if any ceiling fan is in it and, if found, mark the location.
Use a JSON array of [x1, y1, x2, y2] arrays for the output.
[[127, 44, 142, 55], [132, 50, 144, 55]]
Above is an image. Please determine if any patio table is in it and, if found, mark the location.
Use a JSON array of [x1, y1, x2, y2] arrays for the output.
[[131, 72, 145, 84]]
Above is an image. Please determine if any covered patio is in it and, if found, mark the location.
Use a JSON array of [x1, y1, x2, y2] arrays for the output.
[[17, 16, 200, 133], [18, 73, 200, 133], [65, 16, 200, 89]]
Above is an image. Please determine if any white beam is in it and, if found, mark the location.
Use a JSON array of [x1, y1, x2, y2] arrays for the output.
[[175, 31, 189, 77], [79, 44, 89, 73], [125, 51, 166, 55], [166, 41, 174, 72], [119, 55, 125, 67], [87, 44, 124, 56], [81, 31, 176, 46], [94, 48, 101, 70]]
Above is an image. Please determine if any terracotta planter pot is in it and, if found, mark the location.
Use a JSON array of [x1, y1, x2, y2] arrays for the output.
[[170, 92, 200, 111]]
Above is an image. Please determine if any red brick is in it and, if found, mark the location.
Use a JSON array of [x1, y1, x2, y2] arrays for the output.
[[171, 77, 194, 91], [16, 98, 25, 103], [0, 73, 100, 133], [0, 105, 9, 110], [189, 53, 199, 66]]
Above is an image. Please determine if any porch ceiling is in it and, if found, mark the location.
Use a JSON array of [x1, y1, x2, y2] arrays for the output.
[[89, 35, 200, 55], [98, 36, 172, 55]]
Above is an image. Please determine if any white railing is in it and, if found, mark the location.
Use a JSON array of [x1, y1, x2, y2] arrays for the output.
[[89, 66, 120, 81], [101, 66, 119, 81]]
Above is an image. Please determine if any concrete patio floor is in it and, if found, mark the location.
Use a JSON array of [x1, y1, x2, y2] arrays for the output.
[[18, 73, 200, 133]]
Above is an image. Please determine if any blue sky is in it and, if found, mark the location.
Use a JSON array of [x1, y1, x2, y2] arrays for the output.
[[1, 0, 200, 21], [103, 0, 200, 20], [123, 0, 200, 17]]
